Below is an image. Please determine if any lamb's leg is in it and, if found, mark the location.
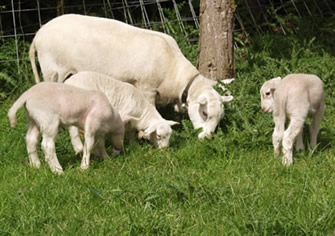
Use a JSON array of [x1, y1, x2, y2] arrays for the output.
[[25, 119, 41, 168], [295, 129, 305, 152], [69, 126, 84, 154], [81, 131, 95, 170], [310, 100, 324, 149], [41, 133, 63, 174], [93, 137, 109, 159], [272, 115, 285, 157], [282, 117, 305, 166], [40, 68, 57, 82], [111, 131, 124, 156], [126, 126, 137, 145]]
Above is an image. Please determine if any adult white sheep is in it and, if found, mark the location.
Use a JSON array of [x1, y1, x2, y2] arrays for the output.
[[29, 14, 233, 139], [65, 71, 178, 149], [260, 73, 324, 165], [8, 82, 125, 174]]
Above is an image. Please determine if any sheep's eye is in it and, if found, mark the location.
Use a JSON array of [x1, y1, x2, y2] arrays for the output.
[[202, 111, 208, 118], [157, 135, 161, 140], [265, 92, 271, 96]]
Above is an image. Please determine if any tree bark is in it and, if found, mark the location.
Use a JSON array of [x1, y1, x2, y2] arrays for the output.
[[197, 0, 236, 80]]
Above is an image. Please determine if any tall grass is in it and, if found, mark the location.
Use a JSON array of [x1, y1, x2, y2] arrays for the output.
[[1, 31, 335, 234]]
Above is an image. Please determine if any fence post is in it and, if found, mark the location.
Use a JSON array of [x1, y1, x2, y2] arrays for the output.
[[11, 0, 20, 73]]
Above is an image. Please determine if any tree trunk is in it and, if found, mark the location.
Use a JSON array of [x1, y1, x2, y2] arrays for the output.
[[57, 0, 65, 16], [197, 0, 236, 80]]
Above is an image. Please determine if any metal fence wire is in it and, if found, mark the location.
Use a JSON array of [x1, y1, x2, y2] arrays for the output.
[[0, 0, 334, 65]]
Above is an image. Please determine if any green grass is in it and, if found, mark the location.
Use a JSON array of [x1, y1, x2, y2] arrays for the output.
[[1, 34, 335, 234]]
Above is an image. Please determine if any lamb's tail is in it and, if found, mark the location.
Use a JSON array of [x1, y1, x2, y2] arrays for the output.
[[29, 40, 40, 83], [8, 91, 29, 128]]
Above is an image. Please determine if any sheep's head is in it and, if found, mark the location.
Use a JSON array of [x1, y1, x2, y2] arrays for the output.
[[142, 120, 178, 149], [260, 77, 281, 113], [188, 90, 233, 139]]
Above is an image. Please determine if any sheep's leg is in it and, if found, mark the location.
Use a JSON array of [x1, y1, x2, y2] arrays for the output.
[[310, 100, 324, 149], [41, 133, 63, 174], [272, 115, 285, 157], [93, 137, 109, 159], [295, 129, 305, 152], [282, 118, 305, 166], [69, 126, 84, 154], [25, 119, 41, 168]]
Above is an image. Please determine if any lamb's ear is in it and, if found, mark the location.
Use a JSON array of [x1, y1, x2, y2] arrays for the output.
[[270, 88, 276, 95], [221, 95, 233, 103], [220, 78, 235, 84], [122, 115, 140, 126], [167, 120, 179, 127], [141, 89, 160, 105], [269, 77, 281, 92], [271, 77, 282, 84], [197, 95, 207, 105]]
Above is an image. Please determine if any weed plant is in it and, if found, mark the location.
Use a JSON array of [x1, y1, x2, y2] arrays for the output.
[[1, 30, 335, 234]]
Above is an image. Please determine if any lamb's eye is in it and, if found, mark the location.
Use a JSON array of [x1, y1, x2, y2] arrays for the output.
[[157, 135, 161, 140], [202, 111, 208, 118], [265, 92, 271, 96]]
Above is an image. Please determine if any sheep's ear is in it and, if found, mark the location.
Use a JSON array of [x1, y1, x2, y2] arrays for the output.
[[167, 120, 179, 126], [122, 115, 139, 126], [198, 95, 207, 105], [221, 95, 233, 103], [144, 125, 156, 137]]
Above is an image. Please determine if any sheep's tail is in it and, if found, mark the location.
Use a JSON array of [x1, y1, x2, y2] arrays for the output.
[[29, 40, 40, 83], [8, 90, 29, 128]]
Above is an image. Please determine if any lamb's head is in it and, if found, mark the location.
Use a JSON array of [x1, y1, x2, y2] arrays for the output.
[[188, 89, 233, 139], [260, 77, 281, 113], [142, 120, 179, 148]]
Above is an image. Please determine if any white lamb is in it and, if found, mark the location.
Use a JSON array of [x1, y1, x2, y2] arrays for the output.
[[260, 73, 324, 165], [8, 82, 125, 174], [65, 71, 178, 149]]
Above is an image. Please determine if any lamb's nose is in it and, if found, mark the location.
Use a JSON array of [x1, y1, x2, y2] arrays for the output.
[[262, 107, 265, 112]]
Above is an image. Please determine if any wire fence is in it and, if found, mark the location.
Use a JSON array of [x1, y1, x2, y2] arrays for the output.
[[0, 0, 334, 66]]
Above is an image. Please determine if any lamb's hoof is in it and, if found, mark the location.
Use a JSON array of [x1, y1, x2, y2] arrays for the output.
[[112, 149, 121, 156], [52, 167, 64, 175], [80, 163, 89, 170], [198, 131, 212, 140], [282, 158, 293, 166]]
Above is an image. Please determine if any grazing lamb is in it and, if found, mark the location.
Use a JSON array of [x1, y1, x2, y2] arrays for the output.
[[260, 73, 324, 165], [65, 71, 178, 149], [29, 14, 233, 139], [7, 82, 125, 174]]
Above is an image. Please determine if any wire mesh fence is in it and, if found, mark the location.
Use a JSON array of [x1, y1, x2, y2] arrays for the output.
[[0, 0, 334, 66]]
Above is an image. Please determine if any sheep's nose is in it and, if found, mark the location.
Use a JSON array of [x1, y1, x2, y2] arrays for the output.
[[261, 107, 265, 112]]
